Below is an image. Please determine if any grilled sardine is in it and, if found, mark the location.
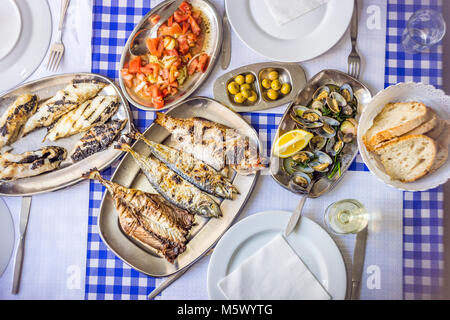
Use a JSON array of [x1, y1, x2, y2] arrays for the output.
[[44, 95, 120, 141], [0, 94, 38, 149], [22, 79, 107, 135], [132, 131, 238, 199], [117, 143, 222, 218], [70, 119, 127, 162], [154, 112, 267, 175], [0, 146, 67, 180]]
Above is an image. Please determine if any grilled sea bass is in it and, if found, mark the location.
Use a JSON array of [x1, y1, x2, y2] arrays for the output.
[[70, 119, 127, 162], [154, 113, 267, 175], [117, 143, 222, 218], [22, 79, 107, 135], [0, 146, 67, 180], [44, 95, 120, 141], [132, 131, 238, 199], [85, 170, 195, 263], [0, 94, 38, 149]]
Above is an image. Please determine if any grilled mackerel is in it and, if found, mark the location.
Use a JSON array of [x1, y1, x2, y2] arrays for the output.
[[0, 94, 38, 149], [154, 112, 267, 175], [132, 131, 238, 199], [117, 143, 222, 218], [70, 119, 127, 162], [44, 95, 120, 141], [0, 146, 67, 180], [85, 170, 195, 263], [22, 79, 107, 135]]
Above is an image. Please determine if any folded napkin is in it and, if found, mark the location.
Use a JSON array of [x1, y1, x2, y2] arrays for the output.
[[217, 234, 331, 300], [264, 0, 330, 26]]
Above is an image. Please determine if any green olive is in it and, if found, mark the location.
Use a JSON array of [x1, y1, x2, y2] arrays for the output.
[[240, 83, 251, 92], [281, 83, 292, 95], [271, 79, 282, 91], [268, 71, 279, 81], [266, 89, 279, 100], [227, 82, 240, 95], [245, 74, 255, 84], [248, 90, 258, 103], [234, 92, 246, 104], [241, 89, 251, 99], [235, 74, 245, 85], [261, 79, 271, 89]]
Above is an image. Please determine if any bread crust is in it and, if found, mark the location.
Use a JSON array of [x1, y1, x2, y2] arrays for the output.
[[429, 143, 448, 175], [404, 109, 438, 136]]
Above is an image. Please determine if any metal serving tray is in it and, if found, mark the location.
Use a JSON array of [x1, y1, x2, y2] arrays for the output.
[[270, 69, 372, 198], [98, 97, 261, 277], [0, 73, 133, 196], [213, 62, 307, 112], [119, 0, 223, 111]]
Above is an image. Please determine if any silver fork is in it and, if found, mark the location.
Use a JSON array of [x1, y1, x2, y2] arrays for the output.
[[47, 0, 70, 72], [347, 0, 361, 79]]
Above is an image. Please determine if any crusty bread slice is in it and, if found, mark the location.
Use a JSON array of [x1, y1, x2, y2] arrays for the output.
[[363, 102, 429, 151], [436, 120, 450, 146], [374, 134, 437, 182], [427, 117, 446, 140], [429, 143, 448, 175], [403, 109, 438, 136]]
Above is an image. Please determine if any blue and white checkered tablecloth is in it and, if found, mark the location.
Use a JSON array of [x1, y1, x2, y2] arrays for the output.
[[85, 0, 444, 300]]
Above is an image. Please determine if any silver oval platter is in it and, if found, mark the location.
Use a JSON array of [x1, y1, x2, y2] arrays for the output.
[[213, 62, 307, 112], [0, 73, 133, 196], [98, 97, 261, 277], [119, 0, 222, 111], [270, 69, 372, 198]]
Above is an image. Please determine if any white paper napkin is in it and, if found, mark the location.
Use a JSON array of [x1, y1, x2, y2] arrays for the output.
[[264, 0, 330, 25], [217, 234, 331, 300]]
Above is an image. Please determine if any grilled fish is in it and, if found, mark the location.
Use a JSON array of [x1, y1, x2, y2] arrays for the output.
[[22, 79, 107, 135], [154, 112, 267, 175], [0, 94, 38, 149], [117, 142, 222, 218], [70, 119, 127, 162], [44, 95, 120, 141], [85, 170, 195, 263], [0, 146, 67, 181], [131, 131, 238, 199]]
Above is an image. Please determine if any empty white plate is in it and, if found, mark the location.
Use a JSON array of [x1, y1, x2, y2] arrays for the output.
[[0, 198, 15, 277], [0, 0, 52, 93], [207, 211, 347, 300], [225, 0, 354, 62], [0, 0, 22, 60]]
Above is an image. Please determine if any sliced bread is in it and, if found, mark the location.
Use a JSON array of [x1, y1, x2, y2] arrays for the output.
[[363, 102, 429, 150], [427, 117, 446, 140], [429, 143, 448, 175], [403, 109, 438, 136], [374, 134, 437, 182], [435, 119, 450, 146]]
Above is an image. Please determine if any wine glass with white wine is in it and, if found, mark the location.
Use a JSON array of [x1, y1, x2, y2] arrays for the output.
[[324, 199, 368, 235]]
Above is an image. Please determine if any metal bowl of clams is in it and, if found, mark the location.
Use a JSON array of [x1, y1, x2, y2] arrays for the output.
[[270, 69, 372, 198]]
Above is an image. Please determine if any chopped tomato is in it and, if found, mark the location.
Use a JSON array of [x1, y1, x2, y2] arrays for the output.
[[164, 49, 179, 57], [188, 58, 198, 75], [174, 9, 189, 23], [168, 16, 173, 27], [181, 21, 190, 34], [152, 95, 165, 109], [197, 54, 209, 73], [121, 68, 134, 88], [149, 14, 160, 25], [146, 38, 160, 56], [177, 35, 190, 55], [169, 65, 178, 83], [140, 63, 159, 78], [159, 22, 183, 37], [188, 16, 201, 35], [128, 56, 142, 73], [179, 1, 192, 15]]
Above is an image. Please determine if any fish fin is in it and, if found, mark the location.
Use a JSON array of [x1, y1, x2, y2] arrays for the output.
[[82, 168, 101, 180]]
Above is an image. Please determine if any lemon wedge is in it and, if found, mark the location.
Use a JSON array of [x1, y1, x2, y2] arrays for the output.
[[273, 129, 314, 158]]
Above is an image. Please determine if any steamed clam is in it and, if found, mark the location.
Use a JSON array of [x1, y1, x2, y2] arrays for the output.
[[308, 151, 333, 173], [340, 84, 354, 102], [340, 118, 358, 143], [309, 135, 327, 151], [326, 131, 345, 156], [291, 106, 323, 129], [313, 85, 330, 101], [289, 171, 312, 190]]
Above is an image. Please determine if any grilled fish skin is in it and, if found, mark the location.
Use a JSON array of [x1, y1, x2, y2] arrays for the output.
[[70, 119, 127, 162], [0, 146, 67, 180], [22, 80, 107, 136], [154, 112, 267, 175], [44, 95, 120, 141], [0, 94, 38, 149], [131, 131, 238, 199], [117, 143, 222, 218]]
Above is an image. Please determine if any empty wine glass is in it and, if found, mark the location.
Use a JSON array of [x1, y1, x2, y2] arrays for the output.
[[401, 8, 446, 54]]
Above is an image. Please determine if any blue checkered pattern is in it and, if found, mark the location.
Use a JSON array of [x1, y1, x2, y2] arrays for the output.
[[385, 0, 444, 300], [86, 0, 445, 299]]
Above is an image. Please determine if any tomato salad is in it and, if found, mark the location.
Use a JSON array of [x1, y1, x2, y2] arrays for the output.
[[121, 1, 210, 109]]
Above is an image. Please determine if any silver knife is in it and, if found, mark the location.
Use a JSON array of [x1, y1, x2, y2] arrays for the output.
[[350, 226, 368, 300], [220, 2, 231, 69], [11, 196, 32, 294]]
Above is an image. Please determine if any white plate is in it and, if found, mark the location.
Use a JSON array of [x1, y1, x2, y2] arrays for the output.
[[225, 0, 353, 62], [0, 0, 22, 60], [0, 198, 15, 277], [358, 82, 450, 191], [0, 0, 52, 93], [207, 211, 347, 300]]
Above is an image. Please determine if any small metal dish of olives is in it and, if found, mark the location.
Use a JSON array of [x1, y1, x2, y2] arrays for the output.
[[226, 73, 259, 106]]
